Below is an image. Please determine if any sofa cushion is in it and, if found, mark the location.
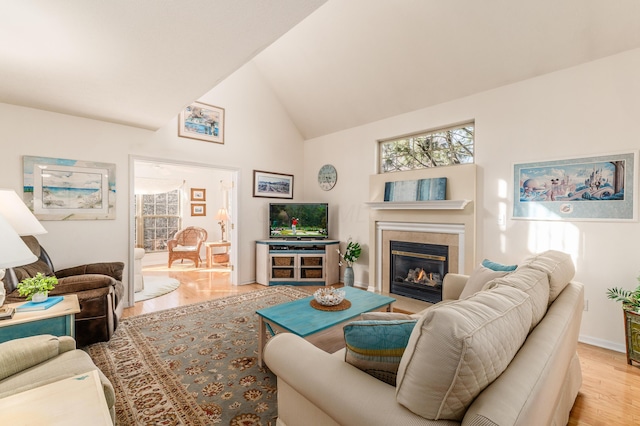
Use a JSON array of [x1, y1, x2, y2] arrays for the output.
[[344, 320, 417, 386], [459, 264, 511, 299], [396, 285, 532, 421], [485, 266, 550, 330], [482, 259, 517, 272], [519, 250, 575, 304]]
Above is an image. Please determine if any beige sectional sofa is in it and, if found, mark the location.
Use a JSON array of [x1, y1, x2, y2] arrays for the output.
[[264, 250, 584, 426], [0, 334, 116, 424]]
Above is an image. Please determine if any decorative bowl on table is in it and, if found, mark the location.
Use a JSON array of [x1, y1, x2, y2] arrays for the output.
[[313, 288, 346, 306]]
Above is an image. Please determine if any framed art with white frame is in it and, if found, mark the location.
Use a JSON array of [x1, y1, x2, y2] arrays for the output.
[[23, 155, 116, 220], [513, 151, 637, 221]]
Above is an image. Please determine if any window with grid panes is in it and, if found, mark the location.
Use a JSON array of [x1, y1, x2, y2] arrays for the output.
[[379, 123, 474, 173], [137, 190, 181, 252]]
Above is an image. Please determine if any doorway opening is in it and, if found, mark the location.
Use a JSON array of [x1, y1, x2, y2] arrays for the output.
[[127, 156, 238, 307]]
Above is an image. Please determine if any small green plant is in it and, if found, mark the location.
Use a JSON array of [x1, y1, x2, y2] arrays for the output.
[[337, 239, 362, 268], [17, 273, 58, 301], [607, 277, 640, 312]]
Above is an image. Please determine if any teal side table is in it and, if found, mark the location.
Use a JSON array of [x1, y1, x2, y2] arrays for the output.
[[0, 295, 80, 344]]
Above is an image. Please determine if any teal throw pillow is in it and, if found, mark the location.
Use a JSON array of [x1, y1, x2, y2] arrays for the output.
[[482, 259, 517, 272], [344, 320, 417, 386]]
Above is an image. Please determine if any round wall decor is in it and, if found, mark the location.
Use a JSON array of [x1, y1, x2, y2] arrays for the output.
[[318, 164, 338, 191]]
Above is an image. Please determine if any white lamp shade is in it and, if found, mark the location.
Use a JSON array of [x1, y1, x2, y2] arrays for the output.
[[0, 189, 47, 235], [0, 214, 37, 268], [215, 208, 230, 221]]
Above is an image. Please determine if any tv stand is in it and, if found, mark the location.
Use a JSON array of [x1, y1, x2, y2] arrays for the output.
[[256, 239, 340, 286]]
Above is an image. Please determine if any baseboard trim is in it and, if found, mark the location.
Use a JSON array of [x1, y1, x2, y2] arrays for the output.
[[579, 334, 625, 353]]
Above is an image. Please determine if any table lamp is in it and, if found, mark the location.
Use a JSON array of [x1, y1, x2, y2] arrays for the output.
[[215, 208, 230, 241], [0, 214, 38, 306], [0, 189, 48, 236]]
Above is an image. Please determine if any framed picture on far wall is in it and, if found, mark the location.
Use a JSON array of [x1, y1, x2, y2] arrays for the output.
[[513, 151, 637, 221], [190, 188, 206, 201], [253, 170, 294, 199], [178, 101, 225, 144], [191, 204, 206, 216]]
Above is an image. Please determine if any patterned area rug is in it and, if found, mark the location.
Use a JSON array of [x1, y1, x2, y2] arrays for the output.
[[85, 286, 311, 425]]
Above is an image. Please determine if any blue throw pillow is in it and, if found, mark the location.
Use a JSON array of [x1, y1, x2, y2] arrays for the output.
[[344, 319, 417, 386], [482, 259, 517, 272]]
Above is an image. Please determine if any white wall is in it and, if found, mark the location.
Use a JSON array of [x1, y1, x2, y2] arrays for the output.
[[0, 61, 306, 302], [303, 48, 640, 352]]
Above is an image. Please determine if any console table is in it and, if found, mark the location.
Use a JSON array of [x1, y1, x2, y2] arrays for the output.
[[0, 295, 80, 344], [256, 239, 339, 286]]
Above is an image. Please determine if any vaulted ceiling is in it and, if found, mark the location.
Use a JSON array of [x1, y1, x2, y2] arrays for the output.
[[2, 1, 640, 139]]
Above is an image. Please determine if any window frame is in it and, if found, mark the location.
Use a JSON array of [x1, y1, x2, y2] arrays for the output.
[[378, 122, 474, 174]]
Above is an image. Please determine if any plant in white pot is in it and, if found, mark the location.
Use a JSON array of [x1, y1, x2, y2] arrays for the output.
[[18, 272, 58, 302], [337, 239, 361, 287]]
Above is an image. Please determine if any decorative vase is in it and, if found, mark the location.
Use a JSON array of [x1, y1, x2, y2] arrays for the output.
[[344, 266, 354, 287], [32, 291, 48, 303]]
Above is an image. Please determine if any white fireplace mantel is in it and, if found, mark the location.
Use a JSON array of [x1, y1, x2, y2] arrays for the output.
[[365, 200, 471, 210]]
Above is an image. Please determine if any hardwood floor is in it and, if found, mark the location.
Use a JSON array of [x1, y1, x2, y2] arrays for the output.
[[125, 267, 640, 425]]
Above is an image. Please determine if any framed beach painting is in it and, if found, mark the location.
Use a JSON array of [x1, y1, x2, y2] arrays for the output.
[[253, 170, 294, 199], [513, 151, 637, 221], [23, 155, 116, 220], [178, 101, 225, 144]]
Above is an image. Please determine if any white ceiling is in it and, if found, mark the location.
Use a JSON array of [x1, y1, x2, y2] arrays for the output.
[[2, 1, 640, 139], [0, 0, 326, 130], [254, 0, 640, 139]]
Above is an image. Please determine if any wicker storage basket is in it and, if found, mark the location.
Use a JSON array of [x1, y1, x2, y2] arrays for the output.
[[213, 253, 229, 263], [303, 269, 323, 279], [273, 269, 293, 278], [302, 257, 321, 266], [273, 257, 293, 266]]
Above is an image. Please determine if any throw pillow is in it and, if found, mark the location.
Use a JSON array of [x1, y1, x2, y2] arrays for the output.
[[458, 264, 510, 299], [396, 285, 532, 421], [482, 259, 518, 272], [344, 320, 417, 386]]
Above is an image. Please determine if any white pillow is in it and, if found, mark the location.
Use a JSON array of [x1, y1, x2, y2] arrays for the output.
[[458, 264, 510, 299], [519, 250, 575, 304]]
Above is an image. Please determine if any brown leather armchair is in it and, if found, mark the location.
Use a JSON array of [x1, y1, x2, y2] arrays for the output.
[[2, 236, 125, 347], [167, 226, 208, 268]]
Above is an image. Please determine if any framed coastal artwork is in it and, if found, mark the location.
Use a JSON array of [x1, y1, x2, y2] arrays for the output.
[[23, 155, 116, 220], [253, 170, 294, 199], [178, 101, 225, 144], [513, 151, 637, 221]]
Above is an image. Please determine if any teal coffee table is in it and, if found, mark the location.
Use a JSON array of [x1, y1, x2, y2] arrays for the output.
[[256, 286, 395, 367]]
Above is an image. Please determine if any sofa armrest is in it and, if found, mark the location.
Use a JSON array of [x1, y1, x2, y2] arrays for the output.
[[442, 273, 469, 300], [264, 333, 431, 426], [56, 262, 124, 282], [0, 335, 76, 381], [50, 274, 117, 295]]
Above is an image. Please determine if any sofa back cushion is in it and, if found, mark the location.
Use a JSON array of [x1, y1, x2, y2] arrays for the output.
[[395, 285, 532, 421], [518, 250, 575, 304], [485, 266, 550, 330]]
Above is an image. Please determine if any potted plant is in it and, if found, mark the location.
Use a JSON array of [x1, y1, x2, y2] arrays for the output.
[[337, 239, 361, 287], [607, 281, 640, 365], [18, 272, 58, 302]]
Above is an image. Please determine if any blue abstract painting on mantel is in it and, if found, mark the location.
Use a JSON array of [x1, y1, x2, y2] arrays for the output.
[[384, 178, 447, 202]]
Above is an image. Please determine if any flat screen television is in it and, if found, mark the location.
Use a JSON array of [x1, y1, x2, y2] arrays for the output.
[[269, 203, 328, 239]]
